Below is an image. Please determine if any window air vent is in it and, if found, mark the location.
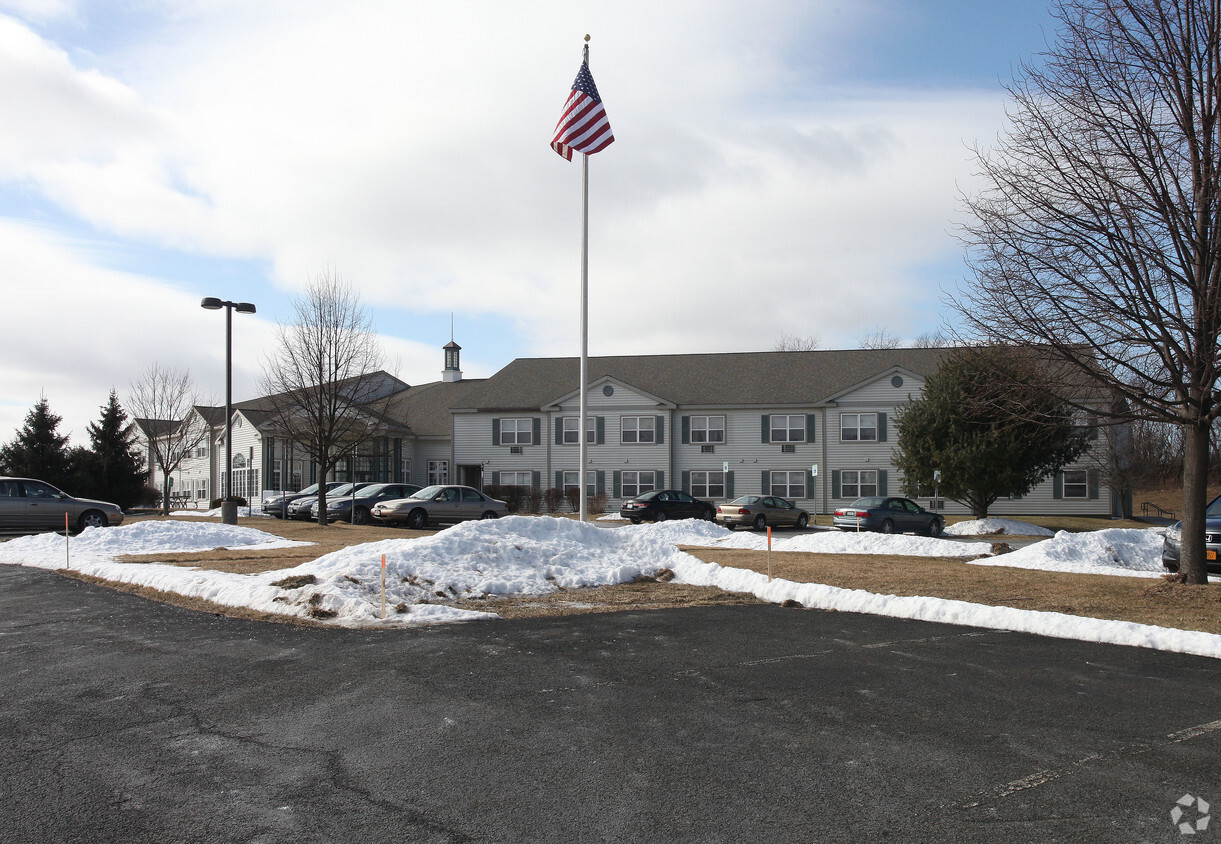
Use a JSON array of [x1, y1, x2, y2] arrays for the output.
[[510, 446, 523, 455], [700, 444, 715, 454], [781, 444, 796, 453]]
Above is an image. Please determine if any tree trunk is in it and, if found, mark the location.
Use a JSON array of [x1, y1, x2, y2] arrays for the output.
[[1180, 420, 1211, 584], [316, 454, 330, 527], [162, 475, 170, 516]]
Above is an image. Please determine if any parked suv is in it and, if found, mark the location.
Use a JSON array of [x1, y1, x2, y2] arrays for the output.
[[0, 477, 124, 533], [1162, 493, 1221, 574]]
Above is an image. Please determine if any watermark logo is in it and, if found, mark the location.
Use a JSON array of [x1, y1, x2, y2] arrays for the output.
[[1171, 794, 1211, 835]]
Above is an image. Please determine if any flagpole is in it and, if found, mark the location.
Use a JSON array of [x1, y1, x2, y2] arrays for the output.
[[578, 38, 591, 523]]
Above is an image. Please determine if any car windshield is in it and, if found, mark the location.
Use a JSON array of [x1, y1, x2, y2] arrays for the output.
[[296, 483, 320, 496], [729, 496, 761, 505], [326, 483, 357, 497], [850, 497, 886, 509], [413, 485, 445, 500], [351, 484, 391, 499]]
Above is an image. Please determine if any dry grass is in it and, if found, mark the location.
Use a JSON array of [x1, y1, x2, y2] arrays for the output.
[[69, 513, 1221, 634]]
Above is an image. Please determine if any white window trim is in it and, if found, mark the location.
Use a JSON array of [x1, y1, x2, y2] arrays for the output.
[[769, 470, 806, 499], [1062, 469, 1088, 498], [621, 416, 656, 444], [840, 413, 878, 443], [770, 414, 806, 443], [690, 470, 725, 499], [690, 415, 726, 444], [501, 418, 533, 446], [840, 469, 878, 499], [621, 470, 656, 497], [562, 416, 596, 445]]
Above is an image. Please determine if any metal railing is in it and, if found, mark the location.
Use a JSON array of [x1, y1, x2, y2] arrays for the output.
[[1141, 501, 1176, 520]]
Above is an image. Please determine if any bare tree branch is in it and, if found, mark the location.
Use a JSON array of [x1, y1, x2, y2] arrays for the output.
[[127, 364, 210, 515]]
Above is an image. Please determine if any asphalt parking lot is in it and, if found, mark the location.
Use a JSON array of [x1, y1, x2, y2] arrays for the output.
[[1, 565, 1217, 843]]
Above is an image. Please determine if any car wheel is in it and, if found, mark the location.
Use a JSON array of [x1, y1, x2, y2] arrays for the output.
[[352, 507, 370, 525], [752, 514, 766, 531], [654, 510, 668, 522], [77, 510, 107, 531], [723, 523, 734, 531], [629, 517, 642, 524], [406, 509, 428, 530], [796, 513, 809, 529], [928, 518, 943, 537], [880, 519, 895, 534], [701, 508, 715, 521], [479, 511, 499, 520]]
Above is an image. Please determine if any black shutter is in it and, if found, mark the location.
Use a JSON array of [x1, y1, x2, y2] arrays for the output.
[[806, 414, 816, 443], [491, 471, 500, 485], [596, 471, 606, 495], [1088, 469, 1100, 499], [726, 471, 735, 498], [555, 471, 563, 489], [831, 469, 840, 499], [1053, 471, 1063, 499], [596, 417, 605, 445], [555, 418, 563, 445], [656, 470, 665, 488], [532, 471, 541, 490], [681, 416, 690, 444], [761, 415, 770, 443], [761, 470, 770, 495], [878, 413, 887, 442], [532, 418, 541, 446], [681, 470, 690, 493], [656, 416, 665, 444], [613, 471, 621, 498], [492, 418, 500, 446], [879, 470, 888, 496]]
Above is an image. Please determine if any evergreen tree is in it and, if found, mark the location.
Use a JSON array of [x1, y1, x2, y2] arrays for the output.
[[77, 390, 148, 509], [893, 349, 1090, 517], [0, 397, 72, 487]]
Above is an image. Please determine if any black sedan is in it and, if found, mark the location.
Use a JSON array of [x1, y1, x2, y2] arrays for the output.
[[620, 489, 715, 524], [324, 483, 421, 524], [832, 496, 944, 536], [1162, 493, 1221, 574], [263, 481, 345, 518]]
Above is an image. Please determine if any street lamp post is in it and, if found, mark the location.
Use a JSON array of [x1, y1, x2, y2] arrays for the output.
[[201, 297, 256, 525]]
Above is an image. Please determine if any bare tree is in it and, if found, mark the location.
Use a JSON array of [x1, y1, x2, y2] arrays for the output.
[[258, 271, 398, 526], [956, 0, 1221, 583], [857, 327, 902, 350], [910, 330, 953, 349], [127, 365, 211, 515], [772, 332, 821, 352]]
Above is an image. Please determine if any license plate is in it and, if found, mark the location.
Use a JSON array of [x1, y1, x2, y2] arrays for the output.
[[1209, 549, 1217, 561]]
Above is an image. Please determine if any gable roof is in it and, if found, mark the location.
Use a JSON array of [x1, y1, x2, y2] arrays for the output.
[[384, 378, 488, 437], [455, 348, 952, 410]]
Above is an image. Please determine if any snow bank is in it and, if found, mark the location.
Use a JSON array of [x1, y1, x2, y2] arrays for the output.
[[945, 517, 1054, 537], [968, 528, 1167, 577], [0, 516, 1214, 658]]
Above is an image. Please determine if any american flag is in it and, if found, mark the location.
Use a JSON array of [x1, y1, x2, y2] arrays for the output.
[[551, 60, 614, 160]]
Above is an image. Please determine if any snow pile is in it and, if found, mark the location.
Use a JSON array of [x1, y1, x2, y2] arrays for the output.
[[945, 517, 1055, 537], [1, 516, 1216, 658], [969, 528, 1167, 577], [0, 520, 309, 569]]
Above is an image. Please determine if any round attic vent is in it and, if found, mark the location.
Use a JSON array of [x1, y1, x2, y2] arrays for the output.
[[891, 375, 904, 388], [603, 385, 614, 397]]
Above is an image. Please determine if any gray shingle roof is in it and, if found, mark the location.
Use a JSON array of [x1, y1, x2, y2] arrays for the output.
[[455, 348, 952, 410]]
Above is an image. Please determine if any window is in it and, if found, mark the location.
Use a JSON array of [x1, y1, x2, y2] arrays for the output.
[[563, 470, 596, 497], [690, 471, 725, 499], [770, 471, 806, 499], [500, 471, 533, 488], [400, 458, 413, 484], [499, 418, 533, 445], [690, 416, 725, 443], [770, 415, 806, 443], [840, 469, 878, 498], [562, 416, 596, 444], [841, 413, 878, 442], [1062, 469, 1088, 498], [621, 470, 656, 498], [195, 446, 208, 458], [428, 460, 449, 485], [622, 416, 655, 444]]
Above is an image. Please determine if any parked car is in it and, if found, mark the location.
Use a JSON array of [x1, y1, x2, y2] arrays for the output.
[[1162, 493, 1221, 574], [619, 489, 715, 524], [832, 496, 944, 536], [0, 477, 124, 533], [263, 482, 345, 519], [371, 485, 508, 529], [285, 482, 373, 520], [324, 483, 421, 524], [716, 495, 809, 531]]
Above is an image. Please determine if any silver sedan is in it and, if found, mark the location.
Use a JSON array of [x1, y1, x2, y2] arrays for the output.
[[372, 485, 508, 529]]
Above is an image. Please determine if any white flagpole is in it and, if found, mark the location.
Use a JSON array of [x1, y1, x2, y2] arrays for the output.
[[578, 39, 591, 522]]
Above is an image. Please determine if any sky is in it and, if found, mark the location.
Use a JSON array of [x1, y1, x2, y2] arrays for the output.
[[3, 515, 1216, 659], [0, 0, 1062, 446]]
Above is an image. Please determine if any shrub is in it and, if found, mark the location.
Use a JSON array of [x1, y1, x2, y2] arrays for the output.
[[588, 493, 608, 514], [485, 485, 523, 513], [544, 487, 566, 513], [564, 487, 582, 513], [525, 488, 544, 514]]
